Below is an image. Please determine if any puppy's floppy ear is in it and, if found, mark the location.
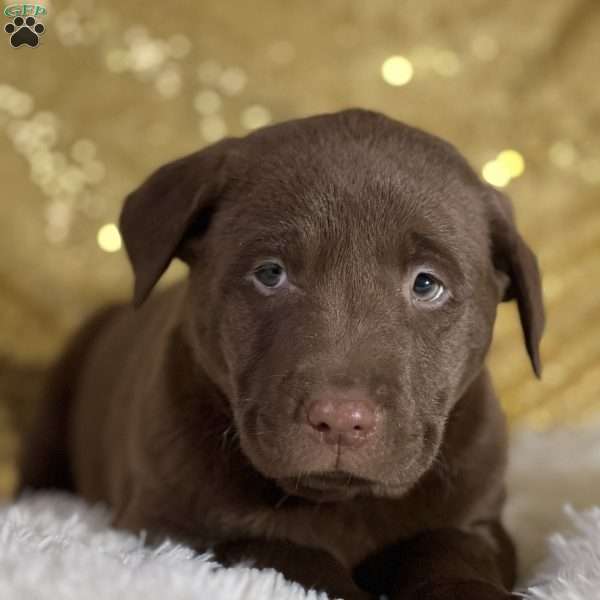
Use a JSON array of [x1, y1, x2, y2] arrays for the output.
[[119, 137, 236, 307], [488, 189, 545, 377]]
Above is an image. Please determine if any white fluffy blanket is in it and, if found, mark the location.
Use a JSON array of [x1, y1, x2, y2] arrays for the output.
[[2, 426, 599, 600]]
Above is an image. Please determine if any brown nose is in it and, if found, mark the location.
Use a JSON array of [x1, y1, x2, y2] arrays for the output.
[[306, 388, 377, 447]]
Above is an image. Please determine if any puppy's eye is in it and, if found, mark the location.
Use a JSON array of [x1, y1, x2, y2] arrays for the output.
[[412, 272, 445, 302], [253, 262, 286, 288]]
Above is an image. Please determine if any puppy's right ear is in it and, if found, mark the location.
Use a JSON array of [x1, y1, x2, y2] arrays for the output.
[[119, 138, 237, 307]]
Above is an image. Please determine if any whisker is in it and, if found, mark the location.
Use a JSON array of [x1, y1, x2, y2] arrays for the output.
[[275, 494, 290, 509], [221, 423, 240, 451]]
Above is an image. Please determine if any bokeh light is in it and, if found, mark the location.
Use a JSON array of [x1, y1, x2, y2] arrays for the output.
[[482, 150, 526, 186], [482, 160, 511, 187], [97, 224, 122, 253], [497, 150, 525, 178], [381, 55, 414, 86], [241, 105, 271, 130]]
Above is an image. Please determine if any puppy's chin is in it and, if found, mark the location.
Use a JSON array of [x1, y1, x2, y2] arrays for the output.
[[277, 472, 373, 503], [276, 471, 425, 503]]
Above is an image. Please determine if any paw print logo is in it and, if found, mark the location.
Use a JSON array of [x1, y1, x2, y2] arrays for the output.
[[5, 16, 45, 48]]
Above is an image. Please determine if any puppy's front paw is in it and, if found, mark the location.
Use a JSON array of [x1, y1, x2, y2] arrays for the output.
[[403, 580, 515, 600]]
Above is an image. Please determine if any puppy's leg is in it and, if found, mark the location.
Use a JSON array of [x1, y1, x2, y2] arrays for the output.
[[213, 539, 372, 600], [354, 521, 517, 600], [115, 502, 371, 599]]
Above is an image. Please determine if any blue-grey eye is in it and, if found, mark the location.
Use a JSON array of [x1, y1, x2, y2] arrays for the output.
[[254, 262, 286, 288], [412, 272, 444, 301]]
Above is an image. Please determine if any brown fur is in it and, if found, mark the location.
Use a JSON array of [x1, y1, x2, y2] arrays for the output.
[[18, 109, 544, 599]]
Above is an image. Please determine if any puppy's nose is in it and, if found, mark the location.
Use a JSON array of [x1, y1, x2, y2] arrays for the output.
[[306, 389, 377, 447]]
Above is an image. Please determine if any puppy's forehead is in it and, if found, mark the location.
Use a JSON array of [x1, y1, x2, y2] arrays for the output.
[[236, 109, 478, 187], [221, 110, 487, 248]]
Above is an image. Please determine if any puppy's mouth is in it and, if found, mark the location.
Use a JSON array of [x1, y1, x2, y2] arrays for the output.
[[278, 471, 375, 503]]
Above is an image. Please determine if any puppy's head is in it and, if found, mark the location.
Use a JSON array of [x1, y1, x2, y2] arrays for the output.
[[120, 109, 544, 502]]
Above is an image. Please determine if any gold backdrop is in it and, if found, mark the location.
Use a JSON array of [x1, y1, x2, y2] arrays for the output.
[[1, 0, 599, 497]]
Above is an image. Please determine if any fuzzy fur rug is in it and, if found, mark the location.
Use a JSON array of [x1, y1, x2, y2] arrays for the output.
[[2, 425, 599, 600]]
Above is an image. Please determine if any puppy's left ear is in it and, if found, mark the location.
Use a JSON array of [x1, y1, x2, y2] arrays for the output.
[[119, 137, 237, 307], [488, 189, 545, 378]]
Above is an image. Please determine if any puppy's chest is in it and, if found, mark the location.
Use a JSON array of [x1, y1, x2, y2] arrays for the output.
[[237, 498, 428, 568]]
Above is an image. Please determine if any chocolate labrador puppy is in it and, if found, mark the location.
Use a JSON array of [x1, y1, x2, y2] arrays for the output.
[[19, 109, 544, 599]]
